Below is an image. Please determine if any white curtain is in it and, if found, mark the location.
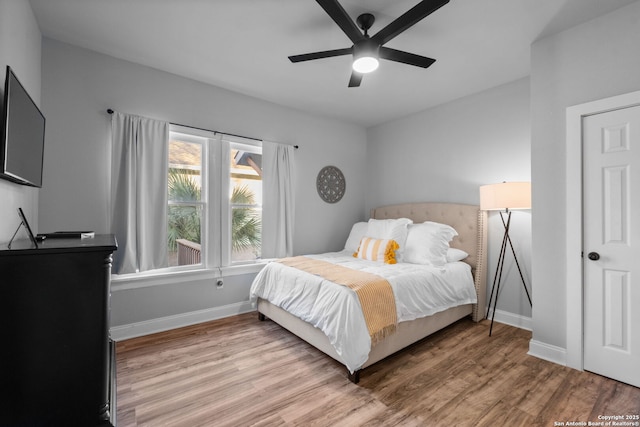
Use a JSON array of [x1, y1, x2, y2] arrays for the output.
[[262, 141, 295, 258], [110, 112, 169, 274]]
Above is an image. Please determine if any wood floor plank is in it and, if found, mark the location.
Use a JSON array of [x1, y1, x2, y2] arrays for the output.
[[590, 379, 640, 418], [480, 401, 536, 427], [116, 312, 640, 426], [505, 357, 570, 418]]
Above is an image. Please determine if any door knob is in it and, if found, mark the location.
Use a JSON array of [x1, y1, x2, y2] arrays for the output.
[[588, 252, 600, 261]]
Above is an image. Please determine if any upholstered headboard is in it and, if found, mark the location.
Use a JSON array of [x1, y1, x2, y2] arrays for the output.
[[370, 202, 487, 322]]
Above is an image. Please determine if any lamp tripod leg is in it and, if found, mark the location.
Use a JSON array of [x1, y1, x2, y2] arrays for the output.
[[500, 213, 532, 306], [488, 211, 512, 336], [485, 232, 506, 319]]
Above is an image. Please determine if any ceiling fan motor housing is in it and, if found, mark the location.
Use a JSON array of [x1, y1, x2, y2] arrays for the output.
[[353, 38, 380, 60]]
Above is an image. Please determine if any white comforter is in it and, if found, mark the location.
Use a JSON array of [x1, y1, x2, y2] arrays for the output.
[[249, 250, 477, 373]]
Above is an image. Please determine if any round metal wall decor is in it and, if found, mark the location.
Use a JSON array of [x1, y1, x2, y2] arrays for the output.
[[316, 166, 346, 203]]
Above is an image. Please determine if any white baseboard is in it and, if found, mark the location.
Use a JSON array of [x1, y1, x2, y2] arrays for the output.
[[490, 309, 532, 331], [109, 301, 255, 341], [489, 310, 567, 368], [110, 304, 536, 345], [528, 339, 567, 366]]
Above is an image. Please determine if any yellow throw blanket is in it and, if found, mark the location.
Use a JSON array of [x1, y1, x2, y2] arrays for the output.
[[278, 256, 397, 345]]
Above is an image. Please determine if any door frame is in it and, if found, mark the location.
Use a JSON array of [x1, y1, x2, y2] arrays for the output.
[[565, 89, 640, 370]]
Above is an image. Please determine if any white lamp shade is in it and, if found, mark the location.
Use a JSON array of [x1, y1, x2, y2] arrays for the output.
[[480, 182, 531, 211]]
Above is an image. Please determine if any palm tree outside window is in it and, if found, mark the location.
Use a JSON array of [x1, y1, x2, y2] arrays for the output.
[[168, 136, 205, 267], [229, 144, 262, 263]]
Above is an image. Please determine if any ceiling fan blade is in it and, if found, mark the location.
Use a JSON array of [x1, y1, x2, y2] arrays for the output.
[[379, 47, 435, 68], [315, 0, 364, 43], [348, 71, 363, 87], [289, 47, 352, 63], [371, 0, 449, 45]]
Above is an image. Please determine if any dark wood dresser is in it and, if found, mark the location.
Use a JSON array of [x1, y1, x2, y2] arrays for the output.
[[0, 235, 117, 426]]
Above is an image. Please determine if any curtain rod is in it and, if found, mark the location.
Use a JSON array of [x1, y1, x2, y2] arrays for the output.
[[107, 109, 298, 149]]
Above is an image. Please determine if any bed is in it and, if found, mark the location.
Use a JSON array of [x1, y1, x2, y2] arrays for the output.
[[250, 202, 487, 383]]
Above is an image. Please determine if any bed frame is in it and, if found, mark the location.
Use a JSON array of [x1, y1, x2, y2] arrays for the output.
[[257, 202, 488, 383]]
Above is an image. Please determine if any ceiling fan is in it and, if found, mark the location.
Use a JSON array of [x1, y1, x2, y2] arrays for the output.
[[289, 0, 449, 87]]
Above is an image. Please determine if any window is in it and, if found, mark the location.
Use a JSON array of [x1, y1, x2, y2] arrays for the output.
[[229, 141, 262, 263], [166, 127, 262, 270], [167, 132, 206, 268]]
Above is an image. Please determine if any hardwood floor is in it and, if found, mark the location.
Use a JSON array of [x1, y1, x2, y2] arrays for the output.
[[116, 313, 640, 426]]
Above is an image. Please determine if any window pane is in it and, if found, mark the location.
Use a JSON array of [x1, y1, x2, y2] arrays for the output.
[[169, 139, 202, 202], [231, 206, 261, 262], [168, 136, 204, 268], [167, 204, 202, 267], [230, 146, 262, 263]]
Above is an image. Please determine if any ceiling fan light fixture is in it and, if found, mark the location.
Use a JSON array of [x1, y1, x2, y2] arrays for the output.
[[352, 39, 380, 74], [352, 56, 379, 73]]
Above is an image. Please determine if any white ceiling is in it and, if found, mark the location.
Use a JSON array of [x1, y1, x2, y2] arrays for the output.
[[29, 0, 638, 127]]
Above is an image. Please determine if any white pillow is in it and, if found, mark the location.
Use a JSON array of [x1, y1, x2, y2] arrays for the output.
[[446, 248, 469, 263], [403, 221, 458, 266], [344, 222, 369, 253], [366, 218, 413, 261]]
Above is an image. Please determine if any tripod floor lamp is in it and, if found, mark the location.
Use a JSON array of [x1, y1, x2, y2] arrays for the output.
[[480, 181, 532, 336]]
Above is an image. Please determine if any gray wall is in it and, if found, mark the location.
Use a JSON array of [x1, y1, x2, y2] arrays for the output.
[[367, 78, 532, 321], [0, 0, 42, 243], [39, 39, 367, 328], [530, 0, 640, 350]]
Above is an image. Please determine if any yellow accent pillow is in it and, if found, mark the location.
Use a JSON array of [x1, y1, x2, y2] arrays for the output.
[[353, 237, 400, 264]]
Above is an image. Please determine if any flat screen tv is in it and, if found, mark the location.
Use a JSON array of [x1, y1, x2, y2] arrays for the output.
[[0, 65, 46, 187]]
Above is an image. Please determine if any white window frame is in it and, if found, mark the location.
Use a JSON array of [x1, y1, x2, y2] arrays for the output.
[[223, 135, 263, 266], [166, 126, 210, 272]]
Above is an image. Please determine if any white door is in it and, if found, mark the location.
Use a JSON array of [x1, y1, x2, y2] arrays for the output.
[[583, 105, 640, 388]]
